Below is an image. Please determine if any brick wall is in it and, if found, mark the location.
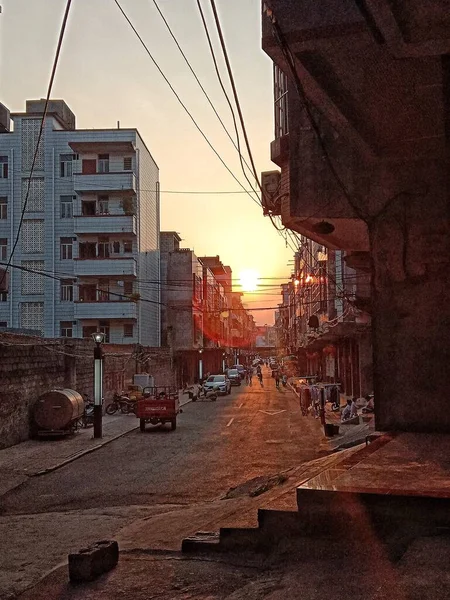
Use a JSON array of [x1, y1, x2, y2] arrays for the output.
[[0, 334, 174, 449]]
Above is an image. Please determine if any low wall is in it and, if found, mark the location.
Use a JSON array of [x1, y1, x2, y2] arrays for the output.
[[0, 334, 174, 449]]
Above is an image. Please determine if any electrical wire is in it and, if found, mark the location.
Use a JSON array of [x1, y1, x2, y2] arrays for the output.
[[195, 0, 261, 203], [113, 0, 261, 208], [151, 0, 260, 204], [0, 0, 73, 288]]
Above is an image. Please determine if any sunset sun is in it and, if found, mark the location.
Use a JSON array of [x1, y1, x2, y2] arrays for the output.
[[239, 269, 260, 293]]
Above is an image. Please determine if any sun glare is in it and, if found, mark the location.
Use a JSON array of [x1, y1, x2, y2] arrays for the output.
[[239, 269, 259, 292]]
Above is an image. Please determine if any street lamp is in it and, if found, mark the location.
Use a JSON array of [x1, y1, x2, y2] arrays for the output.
[[91, 332, 105, 438], [198, 348, 203, 383], [222, 351, 226, 373]]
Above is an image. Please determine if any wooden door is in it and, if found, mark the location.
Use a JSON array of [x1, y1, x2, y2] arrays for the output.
[[82, 159, 97, 174]]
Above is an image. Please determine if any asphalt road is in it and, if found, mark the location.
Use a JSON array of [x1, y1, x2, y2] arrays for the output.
[[1, 370, 324, 598]]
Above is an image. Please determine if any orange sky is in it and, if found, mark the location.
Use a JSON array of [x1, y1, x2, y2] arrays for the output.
[[0, 0, 294, 324]]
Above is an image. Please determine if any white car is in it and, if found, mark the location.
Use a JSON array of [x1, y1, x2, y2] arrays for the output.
[[203, 374, 231, 395]]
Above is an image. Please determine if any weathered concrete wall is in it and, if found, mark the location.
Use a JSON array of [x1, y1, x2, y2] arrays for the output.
[[0, 335, 175, 449]]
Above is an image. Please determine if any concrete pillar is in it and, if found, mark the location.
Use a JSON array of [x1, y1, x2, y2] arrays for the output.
[[358, 332, 373, 397], [370, 160, 450, 432]]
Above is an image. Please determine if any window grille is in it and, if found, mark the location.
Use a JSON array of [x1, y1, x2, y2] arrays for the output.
[[0, 197, 6, 220], [21, 260, 45, 294], [60, 154, 74, 178], [0, 156, 8, 179], [20, 302, 44, 333], [0, 238, 7, 261], [21, 119, 44, 171], [60, 279, 74, 301], [124, 281, 133, 295], [22, 178, 45, 211], [22, 220, 44, 253], [123, 157, 132, 171], [124, 323, 133, 338], [60, 321, 73, 337], [274, 65, 289, 138], [60, 237, 73, 260], [98, 154, 109, 173], [60, 195, 74, 218]]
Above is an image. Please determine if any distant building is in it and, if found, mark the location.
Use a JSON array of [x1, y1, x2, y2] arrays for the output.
[[0, 99, 160, 344]]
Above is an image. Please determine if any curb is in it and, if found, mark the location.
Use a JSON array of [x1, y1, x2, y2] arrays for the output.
[[31, 397, 193, 478]]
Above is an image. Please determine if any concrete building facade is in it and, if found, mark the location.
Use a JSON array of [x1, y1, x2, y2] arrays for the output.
[[0, 99, 160, 345], [261, 1, 450, 431]]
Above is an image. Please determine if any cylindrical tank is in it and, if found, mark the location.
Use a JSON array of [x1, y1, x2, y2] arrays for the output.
[[33, 389, 84, 431]]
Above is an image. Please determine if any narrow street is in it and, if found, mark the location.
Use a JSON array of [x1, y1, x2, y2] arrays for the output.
[[0, 370, 323, 599]]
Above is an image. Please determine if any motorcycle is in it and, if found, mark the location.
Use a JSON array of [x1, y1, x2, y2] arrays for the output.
[[106, 392, 136, 415], [78, 396, 95, 428]]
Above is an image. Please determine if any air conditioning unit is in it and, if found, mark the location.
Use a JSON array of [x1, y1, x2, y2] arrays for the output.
[[261, 170, 282, 216]]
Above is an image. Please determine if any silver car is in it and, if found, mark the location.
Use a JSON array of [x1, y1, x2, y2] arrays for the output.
[[203, 374, 231, 395]]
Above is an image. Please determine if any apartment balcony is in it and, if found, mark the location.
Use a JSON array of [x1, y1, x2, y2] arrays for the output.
[[73, 171, 136, 196], [74, 214, 137, 236], [74, 300, 137, 320], [74, 257, 137, 278]]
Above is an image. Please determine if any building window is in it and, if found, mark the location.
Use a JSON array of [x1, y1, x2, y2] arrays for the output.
[[0, 320, 7, 326], [79, 284, 96, 302], [98, 154, 109, 173], [124, 323, 133, 338], [98, 238, 110, 258], [124, 281, 133, 295], [123, 157, 132, 171], [0, 156, 8, 179], [60, 279, 74, 302], [21, 260, 45, 294], [22, 220, 44, 253], [0, 238, 7, 261], [60, 321, 73, 338], [98, 279, 109, 302], [112, 241, 121, 254], [274, 65, 289, 138], [60, 154, 74, 178], [99, 320, 110, 343], [20, 301, 44, 334], [98, 195, 109, 214], [22, 178, 45, 212], [0, 197, 7, 220], [82, 325, 97, 339], [79, 241, 96, 259], [123, 241, 132, 253], [0, 293, 7, 302], [60, 195, 74, 218], [81, 200, 96, 216], [60, 237, 73, 260]]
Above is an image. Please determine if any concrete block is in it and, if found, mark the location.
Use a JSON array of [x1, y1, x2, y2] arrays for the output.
[[68, 540, 119, 582]]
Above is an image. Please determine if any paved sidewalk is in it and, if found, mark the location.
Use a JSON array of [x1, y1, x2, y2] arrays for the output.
[[0, 395, 193, 497], [288, 381, 376, 451], [0, 414, 138, 496]]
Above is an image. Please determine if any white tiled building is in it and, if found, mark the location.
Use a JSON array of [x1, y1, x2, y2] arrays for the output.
[[0, 99, 160, 345]]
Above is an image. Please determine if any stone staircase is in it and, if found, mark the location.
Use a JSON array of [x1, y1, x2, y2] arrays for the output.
[[182, 433, 450, 557]]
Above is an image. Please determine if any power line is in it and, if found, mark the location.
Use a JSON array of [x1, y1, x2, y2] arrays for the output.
[[208, 0, 264, 200], [195, 0, 260, 202], [113, 0, 261, 208], [0, 0, 73, 288], [151, 0, 260, 204]]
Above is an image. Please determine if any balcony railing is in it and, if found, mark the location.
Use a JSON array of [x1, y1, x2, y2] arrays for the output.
[[73, 171, 136, 195], [75, 300, 137, 320], [74, 257, 137, 277], [74, 214, 137, 235]]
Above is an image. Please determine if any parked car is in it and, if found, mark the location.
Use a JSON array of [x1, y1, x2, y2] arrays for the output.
[[232, 365, 246, 379], [226, 369, 241, 386], [203, 374, 231, 395]]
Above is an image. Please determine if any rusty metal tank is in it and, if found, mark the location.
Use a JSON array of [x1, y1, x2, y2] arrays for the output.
[[33, 389, 84, 431]]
